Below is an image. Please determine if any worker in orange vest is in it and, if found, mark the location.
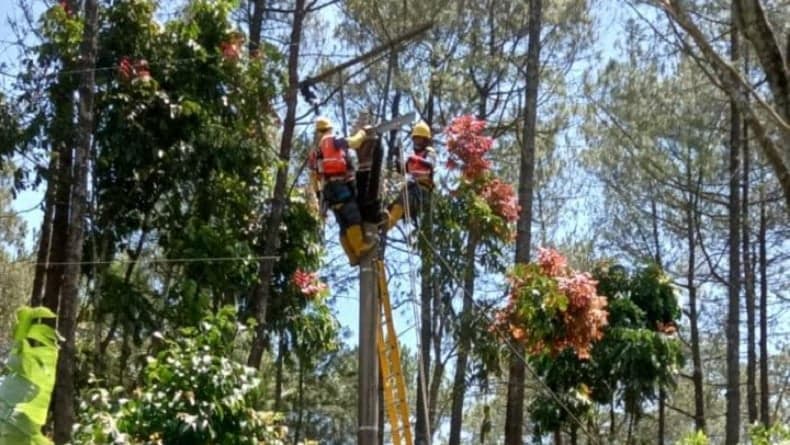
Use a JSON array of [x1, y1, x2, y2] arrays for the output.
[[309, 117, 375, 265], [386, 121, 436, 230]]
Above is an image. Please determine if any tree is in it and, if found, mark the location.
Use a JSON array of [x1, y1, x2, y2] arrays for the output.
[[725, 10, 742, 443], [247, 0, 307, 369], [505, 0, 542, 442], [51, 0, 97, 441], [649, 0, 790, 209]]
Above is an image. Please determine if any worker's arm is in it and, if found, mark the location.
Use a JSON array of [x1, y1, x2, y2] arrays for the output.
[[345, 128, 370, 150]]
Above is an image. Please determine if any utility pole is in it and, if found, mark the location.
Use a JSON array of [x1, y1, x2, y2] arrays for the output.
[[358, 223, 380, 444]]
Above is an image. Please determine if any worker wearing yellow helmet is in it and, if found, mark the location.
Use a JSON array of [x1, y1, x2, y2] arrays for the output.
[[308, 116, 374, 265], [385, 120, 436, 230]]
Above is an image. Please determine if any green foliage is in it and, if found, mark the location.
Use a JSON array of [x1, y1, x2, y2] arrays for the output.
[[72, 307, 287, 445], [675, 430, 709, 445], [629, 264, 681, 328], [675, 423, 790, 445], [527, 260, 684, 437], [748, 422, 790, 445], [0, 306, 59, 445]]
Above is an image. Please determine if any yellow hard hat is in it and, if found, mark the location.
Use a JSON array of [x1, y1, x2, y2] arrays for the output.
[[316, 117, 333, 132], [412, 121, 431, 139]]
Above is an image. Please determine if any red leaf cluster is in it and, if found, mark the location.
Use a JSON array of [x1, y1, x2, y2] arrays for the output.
[[118, 57, 134, 81], [537, 246, 568, 277], [555, 272, 608, 359], [445, 115, 493, 180], [291, 268, 327, 300], [480, 179, 519, 223], [117, 57, 152, 83], [221, 33, 244, 62], [59, 0, 71, 16], [497, 248, 609, 360]]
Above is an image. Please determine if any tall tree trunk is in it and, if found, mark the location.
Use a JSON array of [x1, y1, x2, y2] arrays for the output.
[[30, 165, 55, 306], [725, 10, 742, 445], [39, 0, 82, 316], [248, 0, 306, 368], [417, 77, 436, 445], [53, 0, 97, 441], [687, 160, 705, 432], [293, 355, 305, 445], [743, 119, 758, 424], [504, 0, 541, 442], [42, 131, 72, 315], [448, 228, 480, 445], [416, 197, 433, 445], [248, 0, 265, 55], [758, 183, 770, 426], [274, 333, 286, 412], [649, 187, 666, 445]]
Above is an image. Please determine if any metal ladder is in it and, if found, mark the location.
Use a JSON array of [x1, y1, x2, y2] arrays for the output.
[[375, 260, 414, 445]]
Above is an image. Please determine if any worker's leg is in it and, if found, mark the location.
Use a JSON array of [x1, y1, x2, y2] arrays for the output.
[[386, 195, 405, 230], [338, 228, 359, 266], [339, 199, 374, 259], [325, 182, 359, 265], [328, 181, 373, 264]]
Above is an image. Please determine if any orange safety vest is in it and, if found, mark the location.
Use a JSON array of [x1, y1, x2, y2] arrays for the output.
[[317, 135, 348, 177], [406, 151, 432, 177]]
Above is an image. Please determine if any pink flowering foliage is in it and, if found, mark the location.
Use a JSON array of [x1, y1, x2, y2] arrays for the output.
[[480, 179, 519, 223], [291, 268, 328, 300], [118, 57, 135, 81], [492, 247, 609, 359], [445, 115, 493, 180], [444, 115, 520, 231]]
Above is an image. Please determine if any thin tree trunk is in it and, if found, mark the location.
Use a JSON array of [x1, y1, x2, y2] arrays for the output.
[[274, 333, 286, 412], [30, 164, 55, 306], [658, 389, 666, 445], [42, 140, 72, 315], [725, 10, 742, 444], [53, 0, 97, 441], [743, 119, 758, 424], [248, 0, 306, 368], [417, 77, 436, 445], [687, 161, 705, 432], [416, 199, 433, 445], [505, 0, 541, 442], [758, 184, 770, 426], [649, 187, 666, 445], [448, 228, 480, 445], [293, 356, 305, 445], [248, 0, 265, 55]]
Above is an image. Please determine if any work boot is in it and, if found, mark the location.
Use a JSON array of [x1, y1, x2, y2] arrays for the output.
[[346, 224, 375, 258], [386, 204, 404, 231], [339, 234, 360, 266]]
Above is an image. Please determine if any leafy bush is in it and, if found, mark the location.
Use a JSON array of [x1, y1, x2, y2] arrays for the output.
[[71, 307, 286, 444], [0, 306, 59, 445], [676, 424, 790, 445], [494, 247, 609, 359]]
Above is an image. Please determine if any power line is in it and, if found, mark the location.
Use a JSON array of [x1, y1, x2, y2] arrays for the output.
[[1, 255, 280, 267]]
